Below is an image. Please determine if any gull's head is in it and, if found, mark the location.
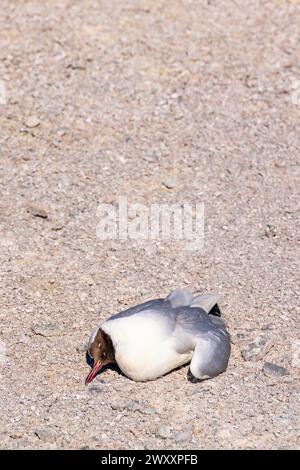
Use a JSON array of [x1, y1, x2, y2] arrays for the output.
[[85, 328, 115, 385]]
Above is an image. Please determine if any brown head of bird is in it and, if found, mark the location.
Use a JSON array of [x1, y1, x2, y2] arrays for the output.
[[85, 328, 115, 385]]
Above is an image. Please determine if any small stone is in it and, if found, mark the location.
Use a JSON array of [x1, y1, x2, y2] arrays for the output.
[[10, 431, 23, 439], [262, 323, 276, 331], [273, 413, 296, 427], [76, 342, 88, 353], [141, 407, 156, 415], [34, 428, 52, 442], [56, 128, 66, 138], [31, 323, 61, 337], [51, 222, 64, 231], [174, 429, 193, 443], [264, 224, 277, 238], [126, 400, 156, 415], [262, 362, 290, 378], [88, 384, 104, 394], [144, 149, 158, 162], [129, 427, 140, 437], [241, 336, 274, 361], [110, 399, 128, 411], [16, 333, 29, 344], [126, 400, 143, 412], [26, 202, 48, 219], [24, 115, 40, 128], [162, 175, 178, 189], [156, 424, 172, 439], [230, 332, 246, 345]]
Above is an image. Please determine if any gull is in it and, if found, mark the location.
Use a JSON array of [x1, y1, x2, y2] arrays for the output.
[[85, 288, 230, 384]]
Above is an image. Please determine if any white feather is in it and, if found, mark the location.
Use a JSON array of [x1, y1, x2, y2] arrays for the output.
[[102, 311, 192, 381]]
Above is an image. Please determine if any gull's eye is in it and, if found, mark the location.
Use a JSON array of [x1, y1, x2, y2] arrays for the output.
[[102, 351, 107, 359]]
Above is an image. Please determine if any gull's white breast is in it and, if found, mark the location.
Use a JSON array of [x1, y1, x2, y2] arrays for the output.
[[101, 311, 193, 381]]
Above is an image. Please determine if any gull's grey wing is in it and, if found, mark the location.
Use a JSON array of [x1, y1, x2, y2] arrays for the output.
[[189, 328, 231, 380], [108, 288, 194, 321], [170, 305, 229, 353], [108, 298, 164, 321], [107, 290, 226, 338], [173, 305, 228, 335]]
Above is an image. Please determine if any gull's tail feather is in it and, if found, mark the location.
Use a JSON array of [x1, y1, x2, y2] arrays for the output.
[[191, 293, 223, 314], [165, 289, 223, 316]]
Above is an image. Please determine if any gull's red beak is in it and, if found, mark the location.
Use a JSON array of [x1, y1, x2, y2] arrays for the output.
[[85, 360, 102, 385]]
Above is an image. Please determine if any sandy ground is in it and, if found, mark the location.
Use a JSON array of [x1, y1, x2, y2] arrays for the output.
[[0, 0, 299, 450]]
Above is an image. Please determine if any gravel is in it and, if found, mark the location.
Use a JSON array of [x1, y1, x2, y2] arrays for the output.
[[24, 115, 41, 129], [241, 336, 275, 361], [30, 323, 61, 337], [162, 175, 178, 189], [26, 203, 48, 219], [262, 362, 290, 378], [109, 400, 129, 412], [0, 0, 299, 451], [174, 429, 193, 444], [156, 425, 172, 440], [76, 342, 88, 353], [34, 428, 53, 442]]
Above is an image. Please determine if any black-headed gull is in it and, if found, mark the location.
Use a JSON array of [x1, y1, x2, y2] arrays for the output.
[[85, 289, 230, 383]]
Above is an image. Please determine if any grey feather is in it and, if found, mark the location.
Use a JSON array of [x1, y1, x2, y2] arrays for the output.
[[191, 293, 223, 314], [165, 288, 193, 308], [109, 298, 163, 321]]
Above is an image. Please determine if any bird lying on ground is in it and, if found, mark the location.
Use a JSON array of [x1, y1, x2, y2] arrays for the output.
[[85, 288, 230, 384]]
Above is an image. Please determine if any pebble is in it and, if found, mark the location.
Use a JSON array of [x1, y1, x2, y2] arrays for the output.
[[230, 332, 246, 345], [16, 333, 30, 344], [51, 222, 65, 231], [143, 149, 159, 162], [24, 115, 41, 128], [76, 342, 88, 353], [174, 429, 193, 443], [109, 399, 128, 411], [127, 400, 156, 415], [141, 407, 156, 415], [34, 428, 52, 442], [88, 384, 104, 394], [31, 323, 61, 337], [262, 362, 290, 378], [156, 424, 172, 439], [264, 224, 277, 238], [10, 431, 23, 439], [273, 413, 296, 427], [26, 202, 48, 219], [262, 323, 276, 331], [241, 336, 274, 361], [162, 175, 178, 189]]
